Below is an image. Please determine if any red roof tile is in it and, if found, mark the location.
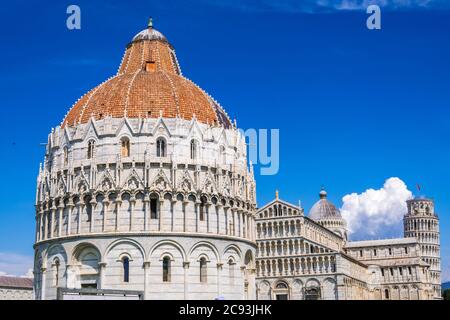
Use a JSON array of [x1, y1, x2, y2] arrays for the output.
[[0, 276, 33, 289]]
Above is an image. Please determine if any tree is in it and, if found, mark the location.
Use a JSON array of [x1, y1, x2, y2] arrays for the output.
[[442, 289, 450, 300]]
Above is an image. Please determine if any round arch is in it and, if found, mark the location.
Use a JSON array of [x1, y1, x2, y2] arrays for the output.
[[188, 241, 220, 263], [148, 240, 187, 262], [104, 238, 146, 261]]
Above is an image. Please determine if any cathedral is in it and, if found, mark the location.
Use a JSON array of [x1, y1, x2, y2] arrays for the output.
[[33, 21, 441, 300], [255, 190, 441, 300]]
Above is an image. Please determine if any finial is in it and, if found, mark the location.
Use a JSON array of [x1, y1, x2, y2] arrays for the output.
[[148, 17, 153, 29], [275, 190, 279, 200], [319, 186, 327, 199]]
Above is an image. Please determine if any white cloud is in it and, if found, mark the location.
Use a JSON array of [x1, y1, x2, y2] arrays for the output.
[[199, 0, 447, 13], [341, 177, 413, 240], [0, 252, 34, 278]]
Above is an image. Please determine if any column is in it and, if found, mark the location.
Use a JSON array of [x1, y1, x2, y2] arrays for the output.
[[216, 204, 222, 234], [115, 199, 122, 231], [58, 202, 64, 237], [41, 266, 47, 300], [224, 205, 230, 235], [102, 199, 109, 232], [129, 196, 135, 231], [143, 195, 150, 231], [78, 204, 85, 234], [50, 206, 56, 238], [158, 197, 162, 231], [206, 202, 212, 233], [171, 198, 177, 232], [230, 208, 235, 236], [65, 264, 76, 289], [39, 206, 44, 241], [98, 262, 107, 289], [43, 210, 48, 240], [195, 200, 201, 233], [143, 261, 151, 300], [183, 262, 190, 300], [238, 210, 242, 237], [247, 213, 251, 240], [67, 198, 74, 235], [217, 263, 223, 298], [183, 199, 189, 232], [90, 198, 97, 233], [250, 214, 254, 241], [240, 265, 246, 298], [35, 215, 39, 243]]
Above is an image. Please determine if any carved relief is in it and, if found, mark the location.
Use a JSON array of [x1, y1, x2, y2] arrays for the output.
[[201, 172, 217, 194], [149, 169, 171, 191], [97, 169, 116, 192], [57, 176, 67, 197], [222, 175, 232, 197], [73, 173, 90, 195], [178, 170, 195, 193]]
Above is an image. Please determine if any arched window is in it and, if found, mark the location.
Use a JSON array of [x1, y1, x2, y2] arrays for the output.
[[63, 147, 68, 166], [121, 137, 130, 157], [305, 287, 320, 300], [200, 257, 207, 283], [190, 139, 198, 160], [163, 256, 171, 282], [150, 194, 159, 219], [85, 196, 92, 222], [384, 289, 390, 300], [122, 257, 130, 282], [199, 196, 207, 221], [156, 138, 166, 157], [87, 140, 95, 159], [228, 259, 235, 285], [54, 258, 60, 287], [276, 282, 288, 289]]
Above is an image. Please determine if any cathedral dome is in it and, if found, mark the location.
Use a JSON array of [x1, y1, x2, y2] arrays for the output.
[[61, 21, 232, 129], [309, 188, 342, 221]]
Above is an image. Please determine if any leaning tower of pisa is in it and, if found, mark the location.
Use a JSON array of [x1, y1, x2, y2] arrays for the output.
[[404, 197, 441, 299]]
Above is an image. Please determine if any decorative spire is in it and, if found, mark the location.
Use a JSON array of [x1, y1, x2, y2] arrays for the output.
[[148, 17, 153, 29], [275, 190, 279, 200]]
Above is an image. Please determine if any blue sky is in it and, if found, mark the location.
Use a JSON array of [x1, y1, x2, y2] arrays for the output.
[[0, 0, 449, 281]]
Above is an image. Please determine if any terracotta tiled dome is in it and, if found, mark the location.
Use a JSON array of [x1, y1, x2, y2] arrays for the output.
[[62, 21, 232, 128]]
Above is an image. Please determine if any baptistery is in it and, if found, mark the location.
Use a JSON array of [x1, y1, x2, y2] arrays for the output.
[[33, 20, 257, 300]]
